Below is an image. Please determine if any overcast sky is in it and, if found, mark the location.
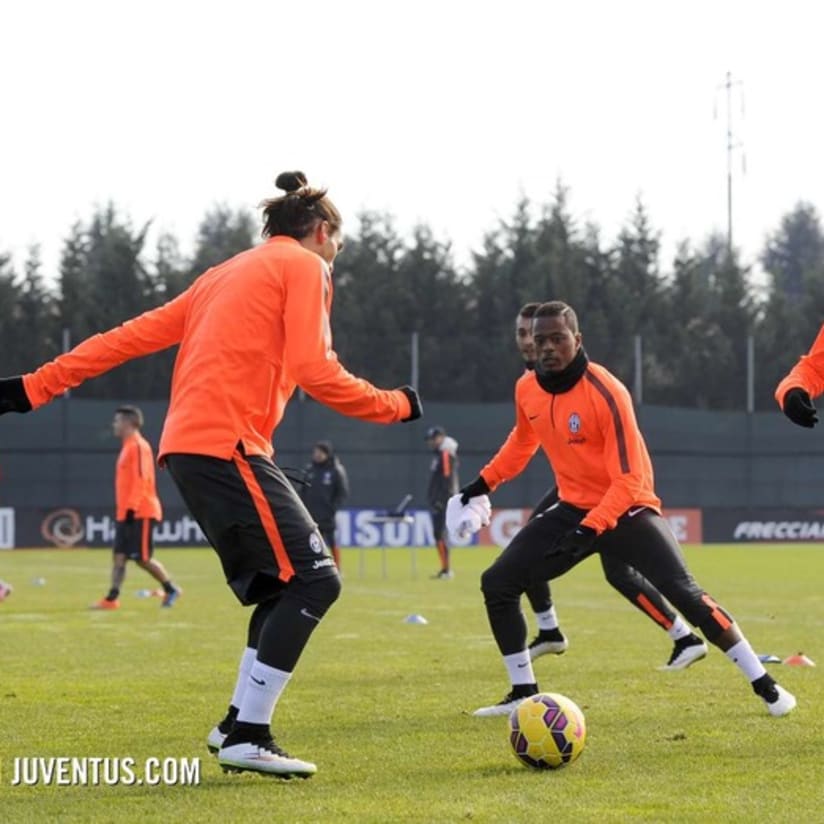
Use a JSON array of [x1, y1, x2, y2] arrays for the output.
[[2, 0, 822, 280]]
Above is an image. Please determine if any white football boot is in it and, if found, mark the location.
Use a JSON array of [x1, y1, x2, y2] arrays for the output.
[[762, 684, 797, 717], [527, 630, 569, 660], [207, 726, 226, 755], [472, 689, 536, 718], [658, 635, 709, 671], [219, 738, 317, 778]]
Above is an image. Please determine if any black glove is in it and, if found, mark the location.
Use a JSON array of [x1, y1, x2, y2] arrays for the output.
[[0, 377, 33, 415], [550, 524, 597, 559], [125, 509, 136, 524], [783, 388, 818, 428], [460, 476, 491, 505], [398, 385, 423, 422]]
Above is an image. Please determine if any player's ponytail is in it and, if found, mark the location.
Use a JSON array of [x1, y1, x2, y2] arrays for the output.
[[261, 171, 342, 239]]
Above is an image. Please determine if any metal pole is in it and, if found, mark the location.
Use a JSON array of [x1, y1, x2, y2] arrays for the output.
[[633, 334, 643, 405], [60, 328, 71, 505], [725, 70, 733, 257], [746, 334, 755, 413], [717, 71, 743, 259], [410, 331, 420, 391], [61, 328, 71, 396]]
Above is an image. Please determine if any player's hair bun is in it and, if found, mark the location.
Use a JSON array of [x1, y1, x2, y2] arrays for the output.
[[275, 171, 308, 193]]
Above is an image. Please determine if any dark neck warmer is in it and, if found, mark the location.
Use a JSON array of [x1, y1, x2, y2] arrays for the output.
[[535, 347, 589, 394]]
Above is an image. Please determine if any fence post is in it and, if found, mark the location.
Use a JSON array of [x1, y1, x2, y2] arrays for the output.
[[633, 334, 643, 405], [746, 334, 755, 413], [410, 331, 420, 391], [60, 328, 71, 505]]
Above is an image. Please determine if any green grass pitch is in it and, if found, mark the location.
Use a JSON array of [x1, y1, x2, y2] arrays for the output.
[[0, 545, 822, 823]]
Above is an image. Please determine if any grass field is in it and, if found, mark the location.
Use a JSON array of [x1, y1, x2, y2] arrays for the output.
[[0, 544, 822, 823]]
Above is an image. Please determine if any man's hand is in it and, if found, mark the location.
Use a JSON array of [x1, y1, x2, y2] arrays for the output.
[[459, 476, 491, 505], [0, 377, 32, 415], [550, 524, 597, 559], [398, 385, 423, 422], [125, 510, 136, 524], [783, 388, 819, 428], [446, 493, 491, 541]]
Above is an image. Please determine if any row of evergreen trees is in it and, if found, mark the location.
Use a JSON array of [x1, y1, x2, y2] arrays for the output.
[[1, 188, 823, 409]]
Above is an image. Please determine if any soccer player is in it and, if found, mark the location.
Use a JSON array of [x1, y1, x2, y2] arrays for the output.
[[775, 323, 824, 428], [459, 301, 795, 718], [91, 406, 180, 610], [514, 304, 706, 669], [0, 578, 11, 602], [425, 425, 460, 578], [300, 440, 349, 569], [0, 171, 422, 777]]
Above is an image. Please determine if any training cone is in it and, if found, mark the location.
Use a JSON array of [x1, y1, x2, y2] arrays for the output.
[[403, 614, 428, 625], [783, 653, 816, 667]]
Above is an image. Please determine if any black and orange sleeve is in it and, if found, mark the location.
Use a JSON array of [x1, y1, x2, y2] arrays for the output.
[[580, 372, 651, 533], [480, 383, 540, 490], [283, 256, 410, 423], [23, 290, 192, 409], [775, 323, 824, 408]]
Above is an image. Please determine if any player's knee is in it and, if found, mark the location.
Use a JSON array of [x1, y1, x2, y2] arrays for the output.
[[316, 571, 342, 608], [480, 566, 497, 596], [481, 566, 515, 603], [601, 563, 625, 590], [292, 572, 341, 616]]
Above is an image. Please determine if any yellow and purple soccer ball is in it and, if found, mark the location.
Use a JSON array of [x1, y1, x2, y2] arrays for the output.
[[508, 692, 586, 769]]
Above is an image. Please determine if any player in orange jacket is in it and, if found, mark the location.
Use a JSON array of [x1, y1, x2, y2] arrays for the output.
[[514, 303, 707, 668], [0, 171, 422, 778], [775, 323, 824, 427], [91, 405, 180, 610], [461, 301, 795, 718]]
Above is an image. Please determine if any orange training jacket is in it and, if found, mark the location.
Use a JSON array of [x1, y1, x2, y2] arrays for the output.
[[116, 432, 162, 521], [480, 362, 661, 533], [22, 237, 411, 460], [775, 323, 824, 407]]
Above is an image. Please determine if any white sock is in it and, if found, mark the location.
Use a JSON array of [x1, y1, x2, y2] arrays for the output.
[[534, 607, 559, 631], [503, 650, 536, 686], [229, 647, 257, 710], [725, 640, 767, 682], [236, 660, 292, 725], [667, 615, 692, 641]]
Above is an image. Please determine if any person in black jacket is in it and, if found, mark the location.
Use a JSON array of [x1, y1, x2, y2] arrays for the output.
[[301, 441, 349, 569], [425, 426, 460, 579]]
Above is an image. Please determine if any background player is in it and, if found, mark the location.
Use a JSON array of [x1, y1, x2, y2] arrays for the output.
[[425, 425, 459, 579], [92, 405, 180, 609], [514, 303, 706, 669], [457, 301, 795, 718], [0, 171, 422, 778], [300, 440, 349, 569]]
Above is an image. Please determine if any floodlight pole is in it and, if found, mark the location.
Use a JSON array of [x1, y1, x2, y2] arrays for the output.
[[719, 71, 744, 259]]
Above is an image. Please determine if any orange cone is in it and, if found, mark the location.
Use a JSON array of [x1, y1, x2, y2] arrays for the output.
[[783, 652, 816, 667]]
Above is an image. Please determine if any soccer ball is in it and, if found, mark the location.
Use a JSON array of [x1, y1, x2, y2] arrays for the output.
[[508, 692, 586, 770]]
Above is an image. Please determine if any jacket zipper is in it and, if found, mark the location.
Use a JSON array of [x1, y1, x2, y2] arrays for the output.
[[550, 395, 556, 429]]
